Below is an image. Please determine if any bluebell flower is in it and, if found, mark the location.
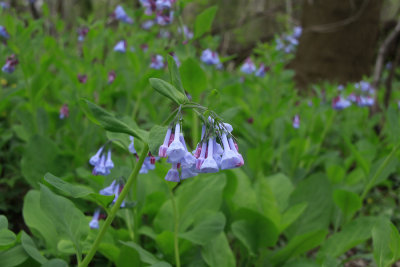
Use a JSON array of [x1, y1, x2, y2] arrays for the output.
[[150, 55, 164, 69], [113, 183, 125, 207], [255, 64, 269, 77], [59, 104, 69, 119], [357, 96, 374, 107], [89, 209, 101, 229], [332, 95, 351, 110], [220, 133, 241, 170], [113, 5, 133, 24], [140, 0, 157, 15], [228, 137, 244, 166], [156, 10, 174, 26], [292, 114, 300, 129], [90, 146, 114, 175], [240, 58, 256, 74], [114, 40, 127, 53], [165, 163, 180, 182], [0, 26, 9, 39], [142, 20, 155, 30], [170, 52, 181, 67], [93, 154, 110, 175], [293, 26, 302, 39], [99, 180, 116, 195], [178, 25, 194, 40], [156, 0, 173, 10], [159, 128, 172, 157], [105, 150, 114, 170], [166, 123, 187, 163], [129, 136, 137, 154], [200, 138, 219, 173], [201, 49, 220, 66], [89, 146, 104, 166], [2, 55, 18, 73], [0, 2, 9, 9]]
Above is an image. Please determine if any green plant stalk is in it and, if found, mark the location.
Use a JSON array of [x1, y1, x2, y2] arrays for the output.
[[192, 111, 199, 148], [79, 145, 149, 267], [361, 144, 400, 201], [169, 187, 181, 267]]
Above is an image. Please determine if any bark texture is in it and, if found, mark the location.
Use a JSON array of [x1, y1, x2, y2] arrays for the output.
[[291, 0, 383, 88]]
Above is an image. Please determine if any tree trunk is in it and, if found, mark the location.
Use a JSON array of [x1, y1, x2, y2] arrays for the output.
[[291, 0, 383, 89]]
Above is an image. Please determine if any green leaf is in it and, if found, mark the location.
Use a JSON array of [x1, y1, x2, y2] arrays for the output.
[[0, 245, 29, 267], [280, 203, 308, 232], [231, 208, 279, 256], [149, 125, 168, 156], [44, 173, 114, 208], [120, 241, 171, 266], [202, 233, 236, 267], [21, 232, 47, 264], [194, 6, 218, 39], [318, 216, 379, 261], [81, 99, 148, 142], [21, 135, 69, 188], [372, 218, 400, 267], [333, 189, 361, 222], [98, 243, 120, 263], [22, 190, 59, 253], [0, 229, 16, 247], [0, 215, 8, 230], [167, 55, 185, 94], [271, 230, 328, 266], [180, 212, 226, 245], [41, 259, 69, 267], [149, 78, 187, 105], [39, 184, 89, 257], [179, 58, 207, 99]]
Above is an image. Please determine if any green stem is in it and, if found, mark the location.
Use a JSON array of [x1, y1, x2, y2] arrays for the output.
[[169, 187, 181, 267], [360, 144, 399, 201], [79, 145, 149, 267], [192, 111, 199, 148]]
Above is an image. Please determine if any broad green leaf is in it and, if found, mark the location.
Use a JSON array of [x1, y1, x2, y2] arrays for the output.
[[286, 173, 333, 238], [116, 245, 141, 267], [372, 218, 400, 267], [0, 229, 16, 247], [121, 241, 172, 266], [333, 189, 361, 221], [318, 216, 379, 261], [180, 212, 226, 245], [81, 99, 148, 142], [231, 208, 279, 256], [167, 55, 185, 94], [149, 125, 168, 156], [202, 233, 236, 267], [23, 190, 59, 253], [21, 232, 47, 264], [0, 215, 8, 230], [149, 78, 187, 105], [41, 259, 68, 267], [98, 243, 120, 263], [39, 185, 89, 257], [280, 203, 308, 232], [367, 156, 398, 188], [0, 245, 29, 267], [271, 230, 328, 266], [21, 135, 69, 188], [44, 172, 114, 208], [180, 58, 207, 99], [194, 6, 218, 39]]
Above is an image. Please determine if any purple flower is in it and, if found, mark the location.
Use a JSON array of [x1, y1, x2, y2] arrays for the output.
[[150, 55, 164, 69], [220, 133, 241, 170], [89, 209, 100, 229], [129, 136, 137, 154], [178, 25, 194, 40], [165, 163, 180, 182], [337, 84, 344, 91], [100, 180, 125, 207], [293, 26, 302, 39], [156, 0, 173, 10], [292, 114, 300, 129], [112, 5, 133, 24], [77, 74, 87, 84], [201, 49, 221, 66], [59, 104, 69, 119], [2, 55, 18, 73], [0, 2, 9, 9], [90, 146, 104, 166], [240, 58, 256, 74], [228, 137, 244, 166], [195, 142, 207, 170], [200, 138, 219, 173], [170, 52, 180, 67], [156, 10, 174, 26], [0, 26, 9, 39], [140, 0, 157, 15], [332, 95, 351, 110], [77, 27, 89, 42], [142, 20, 155, 30], [90, 146, 114, 175], [255, 64, 269, 77], [159, 128, 172, 157], [114, 40, 127, 53], [166, 123, 187, 163], [357, 96, 374, 107], [108, 70, 116, 84]]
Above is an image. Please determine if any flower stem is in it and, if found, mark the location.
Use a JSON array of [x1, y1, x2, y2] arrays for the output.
[[169, 187, 181, 267], [79, 144, 149, 267]]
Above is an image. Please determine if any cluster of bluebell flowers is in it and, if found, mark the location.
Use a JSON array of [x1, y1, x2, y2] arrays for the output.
[[332, 81, 375, 110], [239, 58, 269, 77], [89, 146, 114, 176], [2, 55, 18, 73], [111, 5, 134, 24], [139, 0, 175, 26], [276, 26, 302, 54], [159, 117, 244, 183], [201, 49, 223, 69]]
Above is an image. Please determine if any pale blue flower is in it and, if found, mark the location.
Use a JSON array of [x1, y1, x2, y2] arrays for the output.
[[89, 209, 100, 229], [165, 164, 180, 182]]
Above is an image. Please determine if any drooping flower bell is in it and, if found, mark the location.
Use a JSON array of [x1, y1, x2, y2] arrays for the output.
[[332, 95, 351, 110], [90, 146, 114, 176], [150, 55, 165, 69], [240, 58, 256, 75], [114, 40, 127, 53], [89, 209, 101, 229], [112, 5, 133, 24], [165, 163, 180, 182], [255, 64, 269, 77], [2, 55, 18, 73], [129, 136, 137, 154], [0, 26, 9, 39], [200, 138, 219, 173], [99, 180, 125, 207], [166, 123, 187, 163], [220, 133, 242, 170], [292, 114, 300, 129], [201, 49, 221, 67], [59, 104, 69, 119]]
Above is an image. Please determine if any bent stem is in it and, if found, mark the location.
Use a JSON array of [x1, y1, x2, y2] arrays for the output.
[[79, 145, 149, 267]]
